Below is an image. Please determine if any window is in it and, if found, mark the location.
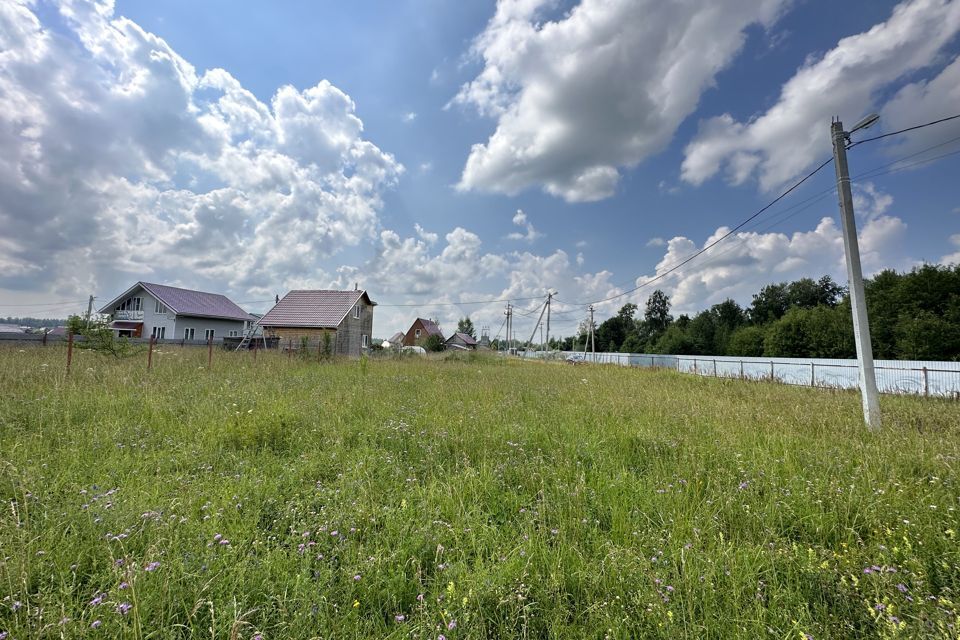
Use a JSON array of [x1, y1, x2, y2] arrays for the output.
[[354, 305, 361, 319], [155, 300, 167, 314], [229, 330, 238, 337], [151, 326, 166, 339], [183, 327, 195, 341], [118, 296, 142, 311], [204, 329, 215, 341], [361, 334, 368, 348], [415, 328, 421, 338]]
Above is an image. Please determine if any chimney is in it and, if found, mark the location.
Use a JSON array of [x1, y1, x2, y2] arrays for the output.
[[275, 294, 279, 305], [354, 282, 358, 291]]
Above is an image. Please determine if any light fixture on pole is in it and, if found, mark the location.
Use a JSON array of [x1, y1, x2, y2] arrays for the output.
[[831, 114, 881, 430]]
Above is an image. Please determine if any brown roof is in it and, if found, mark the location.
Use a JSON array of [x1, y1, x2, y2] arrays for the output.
[[416, 317, 443, 337], [259, 290, 375, 328], [447, 332, 478, 346]]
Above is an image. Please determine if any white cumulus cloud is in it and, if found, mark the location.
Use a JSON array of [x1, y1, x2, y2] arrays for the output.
[[452, 0, 789, 202], [681, 0, 960, 192], [0, 0, 401, 302]]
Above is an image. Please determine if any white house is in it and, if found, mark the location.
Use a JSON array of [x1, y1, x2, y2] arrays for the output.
[[98, 282, 254, 341]]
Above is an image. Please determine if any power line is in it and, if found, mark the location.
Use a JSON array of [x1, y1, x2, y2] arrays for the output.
[[560, 156, 834, 308], [376, 294, 544, 308], [557, 117, 960, 312], [847, 112, 960, 149]]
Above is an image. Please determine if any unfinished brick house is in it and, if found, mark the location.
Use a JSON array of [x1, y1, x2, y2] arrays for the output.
[[257, 289, 375, 357]]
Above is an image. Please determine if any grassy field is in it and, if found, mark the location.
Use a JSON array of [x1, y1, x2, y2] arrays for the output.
[[1, 345, 959, 639]]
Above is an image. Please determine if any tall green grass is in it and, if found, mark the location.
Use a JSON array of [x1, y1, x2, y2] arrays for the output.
[[1, 345, 958, 638]]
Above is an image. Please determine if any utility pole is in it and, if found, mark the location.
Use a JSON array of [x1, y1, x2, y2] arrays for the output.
[[84, 294, 95, 330], [545, 291, 554, 351], [832, 117, 881, 430], [587, 305, 596, 360], [504, 302, 513, 354]]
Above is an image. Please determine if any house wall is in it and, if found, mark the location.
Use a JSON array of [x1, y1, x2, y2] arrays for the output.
[[335, 299, 374, 357], [263, 327, 336, 352], [107, 286, 176, 338], [172, 316, 249, 342], [403, 319, 427, 346]]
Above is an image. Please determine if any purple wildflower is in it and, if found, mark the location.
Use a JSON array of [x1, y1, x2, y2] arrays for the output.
[[438, 636, 447, 640], [89, 593, 105, 607], [897, 583, 908, 593], [91, 620, 102, 629], [665, 585, 675, 592], [253, 635, 263, 640], [448, 619, 457, 630], [145, 562, 160, 572], [118, 582, 129, 590], [219, 539, 230, 546], [738, 481, 750, 490], [11, 601, 21, 611], [0, 631, 8, 639], [395, 614, 405, 622], [353, 574, 361, 581], [330, 530, 339, 536], [116, 602, 132, 615]]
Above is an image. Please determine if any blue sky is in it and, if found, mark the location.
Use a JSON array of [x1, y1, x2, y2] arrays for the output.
[[1, 0, 959, 338]]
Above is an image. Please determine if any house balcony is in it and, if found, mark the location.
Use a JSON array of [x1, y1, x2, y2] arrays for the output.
[[114, 310, 144, 321]]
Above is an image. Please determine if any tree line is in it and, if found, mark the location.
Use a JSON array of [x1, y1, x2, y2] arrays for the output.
[[554, 264, 960, 361]]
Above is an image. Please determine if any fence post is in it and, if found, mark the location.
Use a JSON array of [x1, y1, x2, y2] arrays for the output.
[[811, 362, 815, 388], [318, 338, 322, 363], [66, 331, 74, 374], [923, 367, 929, 397], [207, 335, 213, 369], [42, 330, 48, 347], [147, 334, 155, 371], [770, 361, 775, 381], [713, 359, 717, 377], [693, 358, 697, 375], [739, 360, 744, 380], [288, 338, 292, 360]]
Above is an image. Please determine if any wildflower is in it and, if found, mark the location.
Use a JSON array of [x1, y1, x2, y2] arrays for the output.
[[213, 534, 222, 542], [395, 614, 405, 623], [897, 583, 908, 593], [118, 582, 129, 590], [448, 620, 457, 630], [11, 601, 21, 611], [330, 530, 339, 536], [353, 600, 360, 608], [439, 636, 447, 640], [738, 481, 750, 491], [219, 539, 230, 546], [0, 631, 8, 639], [417, 593, 424, 602], [253, 635, 263, 640], [353, 574, 361, 581], [116, 602, 132, 615], [145, 562, 160, 572], [89, 593, 105, 607], [91, 620, 102, 629]]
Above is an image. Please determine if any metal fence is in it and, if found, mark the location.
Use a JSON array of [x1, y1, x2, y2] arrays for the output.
[[524, 350, 960, 398]]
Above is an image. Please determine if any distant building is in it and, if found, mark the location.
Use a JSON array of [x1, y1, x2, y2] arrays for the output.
[[403, 318, 443, 346], [258, 289, 375, 358], [445, 332, 478, 350], [98, 282, 254, 341], [0, 324, 24, 333], [387, 332, 405, 348]]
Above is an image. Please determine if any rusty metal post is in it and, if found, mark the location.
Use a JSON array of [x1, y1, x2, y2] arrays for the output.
[[148, 334, 155, 371], [739, 360, 744, 380], [207, 335, 213, 369], [811, 362, 816, 387], [770, 361, 775, 381], [713, 359, 717, 377], [923, 367, 929, 397], [288, 338, 292, 360], [42, 330, 48, 346], [66, 331, 74, 374]]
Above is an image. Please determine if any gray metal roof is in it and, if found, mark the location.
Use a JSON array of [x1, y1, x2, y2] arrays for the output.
[[99, 282, 254, 322], [259, 290, 375, 328], [448, 331, 478, 345]]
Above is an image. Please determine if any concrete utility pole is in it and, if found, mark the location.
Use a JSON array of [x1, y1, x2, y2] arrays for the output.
[[84, 294, 94, 330], [504, 302, 513, 354], [588, 305, 596, 360], [832, 118, 881, 430], [545, 291, 553, 351]]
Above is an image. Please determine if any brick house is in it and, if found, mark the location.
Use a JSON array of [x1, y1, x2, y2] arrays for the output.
[[258, 289, 375, 357], [402, 317, 444, 346]]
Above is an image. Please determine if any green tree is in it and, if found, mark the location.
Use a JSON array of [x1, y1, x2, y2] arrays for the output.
[[749, 283, 789, 324], [596, 303, 637, 352], [653, 325, 696, 354], [422, 333, 445, 352], [895, 311, 960, 360], [726, 325, 766, 357], [456, 317, 476, 339]]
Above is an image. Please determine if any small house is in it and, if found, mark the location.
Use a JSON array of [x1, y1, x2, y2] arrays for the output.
[[445, 332, 478, 350], [98, 282, 254, 341], [403, 318, 444, 346], [258, 289, 375, 358]]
